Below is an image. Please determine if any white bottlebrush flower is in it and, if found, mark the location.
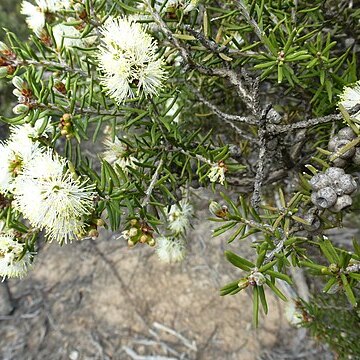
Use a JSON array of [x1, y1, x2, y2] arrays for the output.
[[97, 16, 166, 104], [207, 162, 226, 185], [21, 0, 71, 36], [102, 136, 138, 173], [339, 80, 360, 119], [166, 199, 193, 234], [0, 144, 15, 193], [156, 236, 186, 263], [0, 126, 43, 194], [0, 235, 33, 279], [13, 150, 95, 244], [9, 120, 52, 144]]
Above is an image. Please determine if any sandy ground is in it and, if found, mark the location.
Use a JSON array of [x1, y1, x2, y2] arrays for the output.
[[0, 191, 330, 360]]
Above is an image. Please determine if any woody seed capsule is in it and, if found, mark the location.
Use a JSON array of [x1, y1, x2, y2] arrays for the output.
[[328, 135, 340, 152], [333, 139, 355, 159], [332, 157, 347, 168], [309, 173, 331, 191], [338, 174, 357, 195], [311, 187, 337, 209], [352, 147, 360, 165], [329, 195, 352, 213], [338, 127, 356, 141], [325, 167, 345, 179]]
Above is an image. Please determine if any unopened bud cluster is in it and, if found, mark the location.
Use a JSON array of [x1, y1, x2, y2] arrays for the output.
[[209, 201, 229, 219], [122, 219, 155, 247], [0, 41, 16, 78], [238, 270, 266, 289], [12, 76, 35, 114], [310, 167, 358, 212], [328, 126, 360, 167], [59, 113, 73, 139]]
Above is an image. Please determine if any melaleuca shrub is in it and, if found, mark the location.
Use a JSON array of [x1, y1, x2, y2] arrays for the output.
[[0, 0, 360, 356]]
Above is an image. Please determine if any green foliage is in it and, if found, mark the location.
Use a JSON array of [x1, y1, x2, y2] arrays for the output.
[[299, 293, 360, 360]]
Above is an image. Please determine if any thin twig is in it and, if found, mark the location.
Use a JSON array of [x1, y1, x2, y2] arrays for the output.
[[153, 322, 197, 352], [122, 346, 178, 360], [141, 158, 164, 207], [145, 0, 260, 116], [269, 113, 342, 134]]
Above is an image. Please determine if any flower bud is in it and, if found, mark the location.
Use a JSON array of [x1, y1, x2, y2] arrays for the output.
[[148, 238, 156, 247], [249, 272, 266, 286], [209, 201, 228, 218], [12, 76, 24, 90], [74, 3, 84, 12], [62, 113, 72, 122], [128, 239, 135, 247], [0, 67, 8, 78], [328, 263, 339, 273], [130, 219, 138, 226], [139, 235, 148, 243], [311, 187, 337, 209], [237, 278, 249, 290], [129, 227, 138, 237], [88, 229, 99, 239], [13, 88, 22, 98], [96, 218, 105, 227], [0, 41, 9, 52], [329, 195, 352, 213], [12, 103, 29, 114]]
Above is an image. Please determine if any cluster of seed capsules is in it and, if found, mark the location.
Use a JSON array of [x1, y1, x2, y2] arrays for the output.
[[310, 167, 357, 212], [328, 126, 360, 167], [309, 126, 359, 213]]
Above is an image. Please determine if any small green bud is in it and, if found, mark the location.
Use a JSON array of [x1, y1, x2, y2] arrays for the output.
[[0, 41, 9, 51], [12, 76, 24, 90], [249, 272, 266, 286], [13, 88, 22, 98], [88, 229, 99, 239], [12, 103, 29, 115], [96, 219, 105, 227], [0, 67, 8, 78], [130, 219, 138, 226], [237, 278, 249, 290], [328, 263, 339, 273], [139, 234, 148, 243], [148, 238, 156, 247], [62, 113, 72, 122], [209, 201, 228, 218], [74, 3, 84, 12], [129, 227, 138, 237]]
